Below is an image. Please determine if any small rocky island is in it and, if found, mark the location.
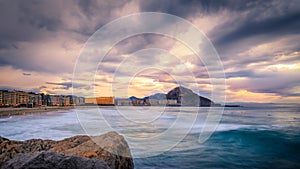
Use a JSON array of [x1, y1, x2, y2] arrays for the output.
[[0, 132, 134, 169]]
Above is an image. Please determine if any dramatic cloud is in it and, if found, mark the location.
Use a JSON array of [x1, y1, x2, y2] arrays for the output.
[[0, 0, 299, 102]]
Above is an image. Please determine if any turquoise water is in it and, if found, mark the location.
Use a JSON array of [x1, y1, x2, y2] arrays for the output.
[[135, 128, 300, 169], [134, 106, 300, 169], [0, 105, 300, 168]]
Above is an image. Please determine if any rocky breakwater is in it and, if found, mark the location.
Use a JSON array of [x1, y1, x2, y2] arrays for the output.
[[0, 132, 134, 169]]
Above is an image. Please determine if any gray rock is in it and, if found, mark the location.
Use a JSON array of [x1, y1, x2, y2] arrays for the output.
[[2, 151, 110, 169], [0, 132, 134, 169]]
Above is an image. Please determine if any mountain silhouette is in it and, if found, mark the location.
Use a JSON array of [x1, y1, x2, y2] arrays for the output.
[[166, 86, 213, 107], [128, 86, 214, 107]]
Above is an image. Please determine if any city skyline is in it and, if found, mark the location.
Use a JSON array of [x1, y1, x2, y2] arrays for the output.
[[0, 0, 299, 103]]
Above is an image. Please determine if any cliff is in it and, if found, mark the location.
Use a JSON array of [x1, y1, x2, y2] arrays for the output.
[[0, 132, 134, 169]]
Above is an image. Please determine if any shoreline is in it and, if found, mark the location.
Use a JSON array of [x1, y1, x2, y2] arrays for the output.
[[0, 107, 75, 118], [0, 106, 116, 118], [0, 104, 241, 118]]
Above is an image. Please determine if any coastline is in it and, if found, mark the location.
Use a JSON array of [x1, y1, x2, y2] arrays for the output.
[[0, 104, 239, 118], [0, 107, 75, 118], [0, 105, 116, 118]]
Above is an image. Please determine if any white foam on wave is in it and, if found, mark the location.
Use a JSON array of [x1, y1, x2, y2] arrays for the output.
[[188, 123, 278, 134], [0, 116, 13, 122], [216, 123, 253, 131], [0, 110, 83, 141]]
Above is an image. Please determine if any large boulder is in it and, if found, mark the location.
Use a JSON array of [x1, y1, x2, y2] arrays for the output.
[[0, 132, 134, 169], [2, 151, 110, 169]]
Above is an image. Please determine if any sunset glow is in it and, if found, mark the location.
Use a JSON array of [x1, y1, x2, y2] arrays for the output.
[[0, 0, 299, 103]]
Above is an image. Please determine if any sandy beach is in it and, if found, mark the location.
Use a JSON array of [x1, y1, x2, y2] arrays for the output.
[[0, 105, 117, 117], [0, 107, 75, 117]]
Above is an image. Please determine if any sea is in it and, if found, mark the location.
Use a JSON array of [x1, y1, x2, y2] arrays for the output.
[[1, 104, 300, 169]]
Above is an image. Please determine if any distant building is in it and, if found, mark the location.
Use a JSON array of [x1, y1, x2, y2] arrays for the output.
[[85, 98, 97, 105], [49, 95, 61, 106], [158, 99, 168, 105], [167, 99, 177, 105], [149, 99, 159, 106], [28, 92, 43, 107], [0, 90, 25, 107], [131, 99, 150, 106], [43, 94, 51, 106], [131, 99, 142, 106], [75, 97, 85, 105], [85, 97, 114, 105], [0, 90, 3, 106], [0, 89, 85, 107], [148, 99, 178, 106], [69, 96, 75, 105], [64, 96, 84, 106], [117, 99, 132, 106], [7, 91, 17, 106], [0, 90, 44, 107], [0, 90, 14, 106], [96, 97, 114, 105]]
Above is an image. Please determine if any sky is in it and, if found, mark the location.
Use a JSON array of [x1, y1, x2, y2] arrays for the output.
[[0, 0, 299, 103]]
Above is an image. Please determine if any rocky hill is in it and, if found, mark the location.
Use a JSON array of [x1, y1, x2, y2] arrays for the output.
[[127, 86, 214, 107], [166, 86, 214, 107]]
